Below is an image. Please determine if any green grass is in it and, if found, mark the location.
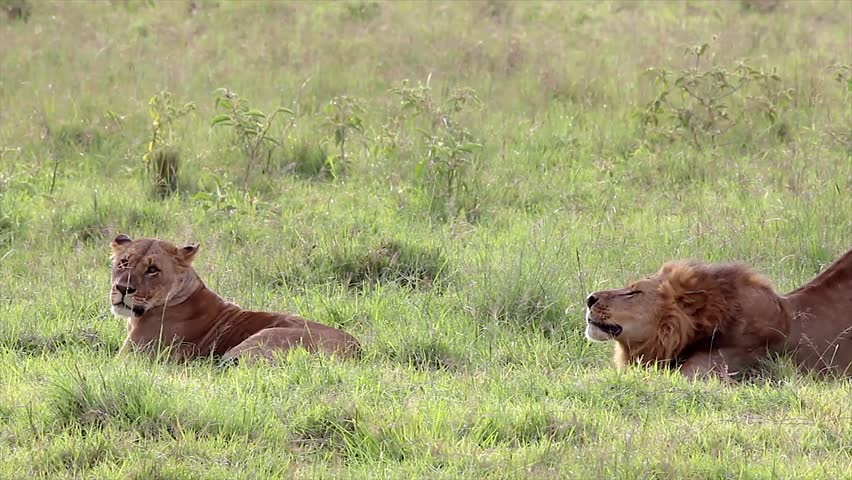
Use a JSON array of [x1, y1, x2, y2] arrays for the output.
[[1, 1, 850, 478]]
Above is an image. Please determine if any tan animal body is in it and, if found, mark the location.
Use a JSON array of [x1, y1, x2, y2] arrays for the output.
[[109, 235, 360, 362], [584, 248, 852, 378]]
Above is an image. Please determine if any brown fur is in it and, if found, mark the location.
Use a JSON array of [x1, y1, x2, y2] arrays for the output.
[[108, 235, 360, 362], [784, 248, 852, 376], [585, 248, 852, 378]]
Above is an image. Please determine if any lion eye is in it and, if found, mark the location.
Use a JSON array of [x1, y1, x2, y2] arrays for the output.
[[625, 290, 641, 297], [117, 258, 129, 269], [145, 266, 160, 276]]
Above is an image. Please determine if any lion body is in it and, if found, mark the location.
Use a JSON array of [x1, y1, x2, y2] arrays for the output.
[[110, 236, 360, 362], [784, 248, 852, 376], [586, 248, 852, 378]]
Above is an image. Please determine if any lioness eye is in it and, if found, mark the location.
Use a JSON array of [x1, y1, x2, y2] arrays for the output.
[[625, 290, 641, 297], [117, 258, 129, 269], [146, 266, 160, 275]]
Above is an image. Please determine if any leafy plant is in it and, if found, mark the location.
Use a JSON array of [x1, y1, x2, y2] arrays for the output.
[[143, 91, 195, 197], [640, 41, 794, 148], [831, 63, 852, 92], [324, 95, 365, 178], [390, 78, 483, 220], [211, 88, 294, 186], [342, 1, 380, 21], [827, 63, 852, 152]]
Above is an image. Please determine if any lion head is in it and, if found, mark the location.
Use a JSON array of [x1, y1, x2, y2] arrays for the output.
[[584, 261, 785, 368], [109, 234, 200, 319]]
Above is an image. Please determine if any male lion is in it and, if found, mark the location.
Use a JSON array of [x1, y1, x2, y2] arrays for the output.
[[109, 234, 360, 362], [584, 248, 852, 378]]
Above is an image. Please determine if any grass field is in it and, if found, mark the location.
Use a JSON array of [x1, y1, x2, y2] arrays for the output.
[[1, 1, 851, 478]]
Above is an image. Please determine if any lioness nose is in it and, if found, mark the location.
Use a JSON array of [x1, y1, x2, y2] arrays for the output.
[[586, 294, 599, 308], [116, 284, 136, 296]]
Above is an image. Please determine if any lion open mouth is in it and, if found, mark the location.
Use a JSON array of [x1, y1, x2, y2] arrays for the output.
[[587, 319, 623, 337]]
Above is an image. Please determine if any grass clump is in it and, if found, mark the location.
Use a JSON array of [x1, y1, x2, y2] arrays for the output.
[[327, 239, 449, 291], [0, 212, 20, 245], [48, 369, 174, 436], [1, 328, 106, 355], [463, 408, 594, 448], [248, 237, 449, 292], [288, 402, 412, 463], [53, 198, 169, 244], [52, 122, 104, 153], [385, 337, 461, 371], [280, 135, 333, 180], [46, 368, 263, 442], [289, 403, 361, 453], [463, 237, 575, 337], [1, 0, 31, 21], [151, 147, 180, 198], [143, 91, 194, 198], [33, 431, 119, 476]]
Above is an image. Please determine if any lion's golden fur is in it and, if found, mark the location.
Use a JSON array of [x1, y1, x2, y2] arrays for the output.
[[586, 248, 852, 378]]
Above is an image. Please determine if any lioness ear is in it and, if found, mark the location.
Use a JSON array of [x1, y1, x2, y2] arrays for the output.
[[178, 242, 200, 264], [676, 290, 707, 315], [111, 234, 133, 252]]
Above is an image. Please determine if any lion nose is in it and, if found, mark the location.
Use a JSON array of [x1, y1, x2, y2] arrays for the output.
[[116, 284, 136, 296], [586, 294, 599, 308]]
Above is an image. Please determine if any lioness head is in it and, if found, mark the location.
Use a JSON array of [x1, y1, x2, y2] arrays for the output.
[[109, 234, 200, 318]]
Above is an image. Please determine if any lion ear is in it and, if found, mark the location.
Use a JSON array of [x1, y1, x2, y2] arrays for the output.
[[178, 242, 200, 264], [676, 289, 707, 315], [111, 234, 133, 252]]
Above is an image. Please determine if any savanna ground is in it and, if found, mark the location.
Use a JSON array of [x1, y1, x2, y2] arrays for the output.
[[1, 0, 851, 478]]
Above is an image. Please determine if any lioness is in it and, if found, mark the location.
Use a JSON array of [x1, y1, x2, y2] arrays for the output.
[[584, 248, 852, 378], [109, 234, 360, 362]]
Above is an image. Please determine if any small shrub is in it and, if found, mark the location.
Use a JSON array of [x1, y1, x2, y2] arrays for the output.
[[390, 79, 484, 221], [143, 91, 194, 198], [342, 1, 380, 21], [211, 88, 294, 186], [324, 95, 365, 178], [827, 63, 852, 153], [640, 41, 794, 149]]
